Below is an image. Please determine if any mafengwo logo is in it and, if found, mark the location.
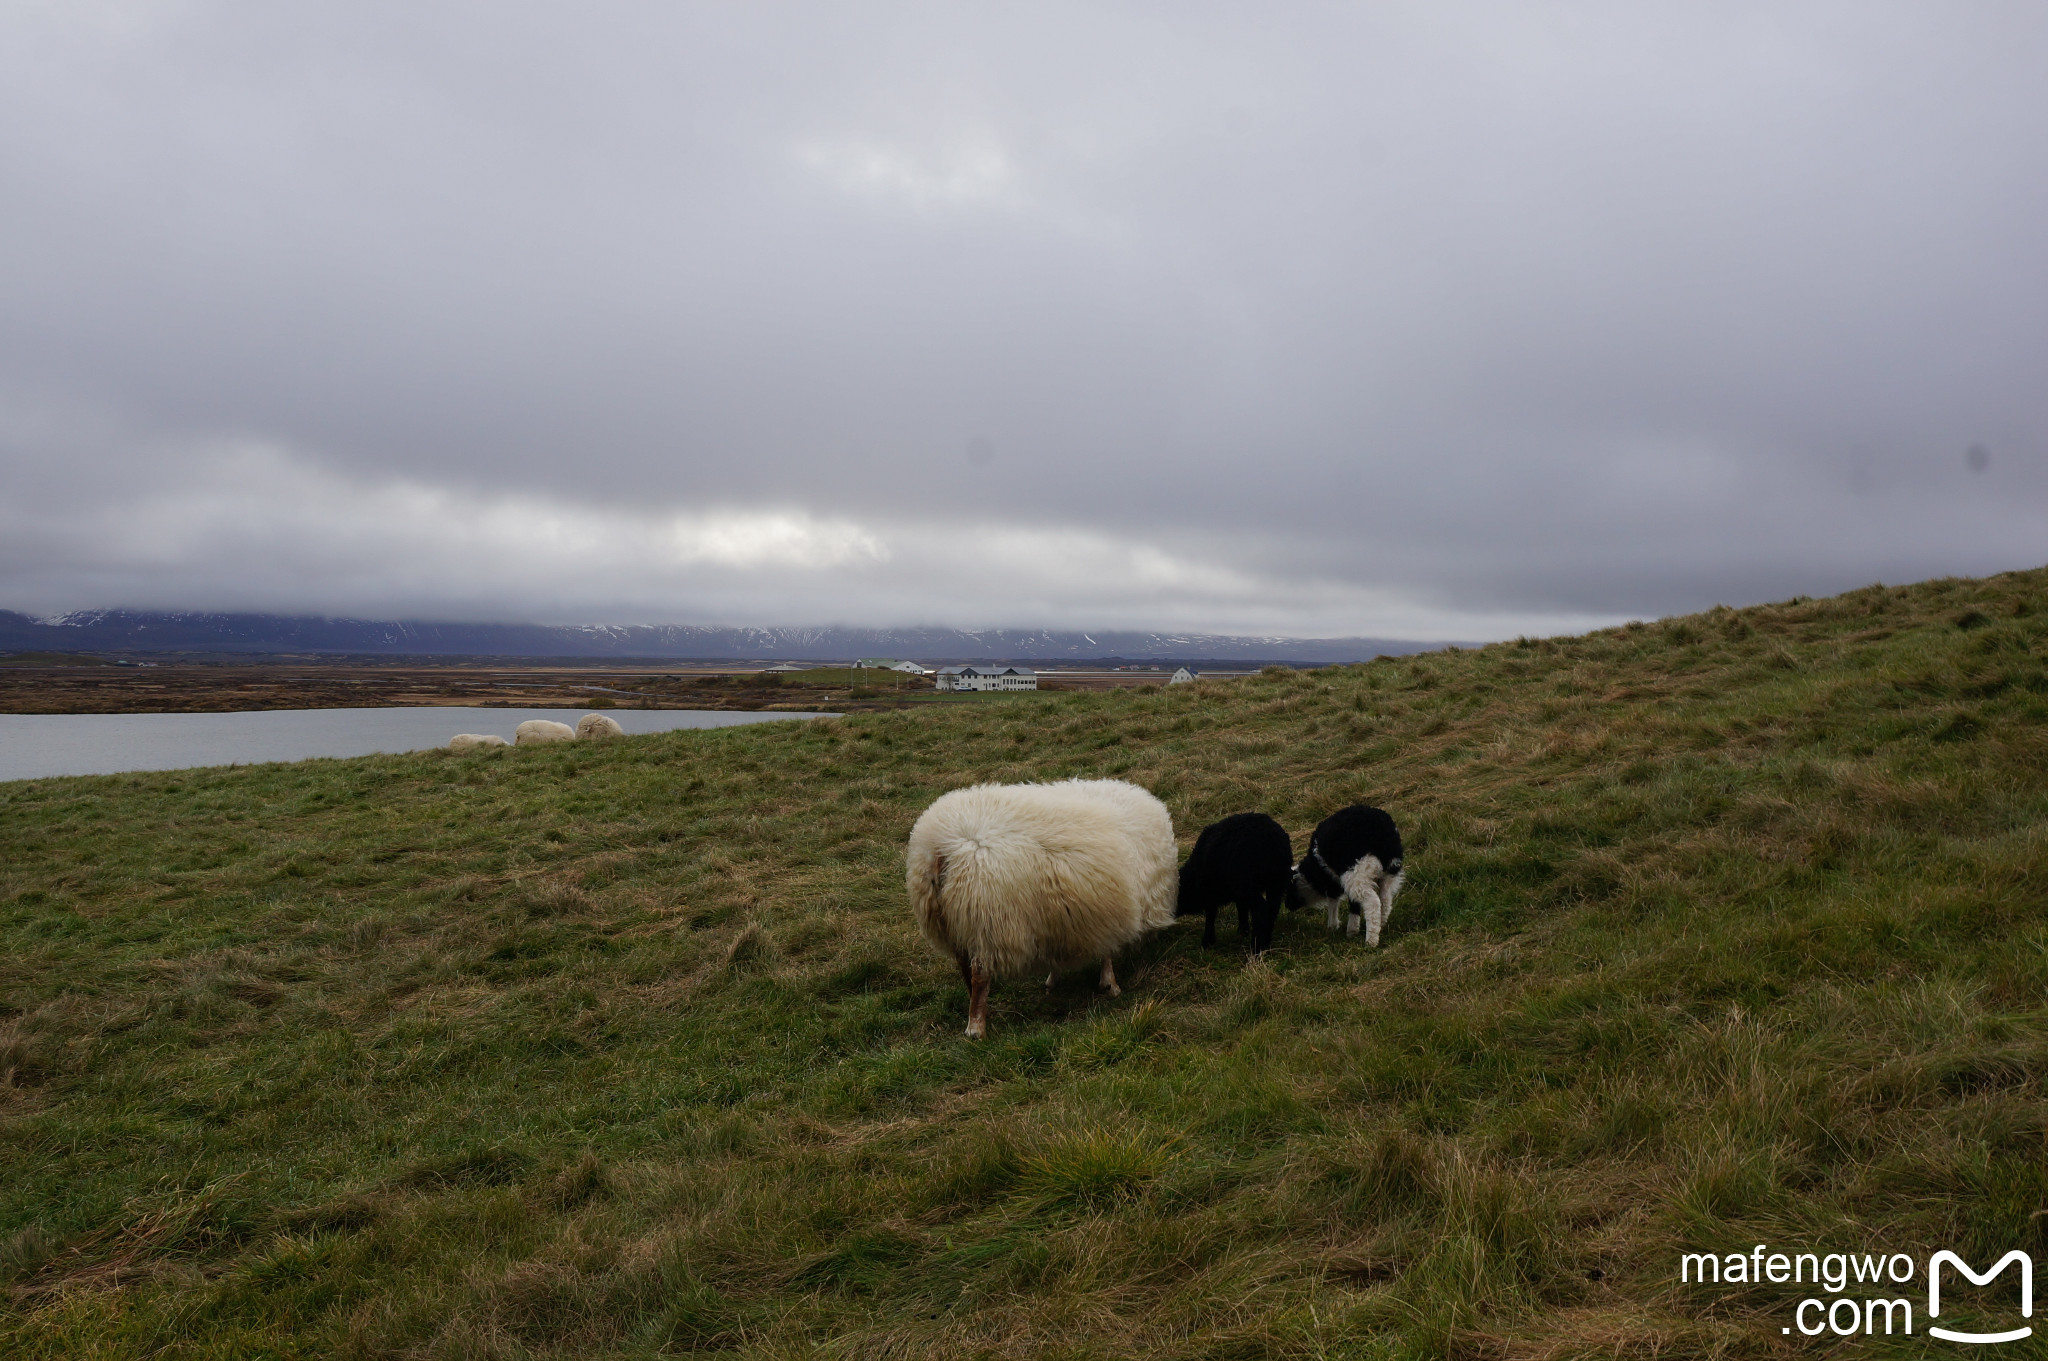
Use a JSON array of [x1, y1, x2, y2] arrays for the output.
[[1681, 1246, 2032, 1343]]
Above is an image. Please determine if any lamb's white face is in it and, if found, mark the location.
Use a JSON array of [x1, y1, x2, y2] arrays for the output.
[[1289, 868, 1340, 911]]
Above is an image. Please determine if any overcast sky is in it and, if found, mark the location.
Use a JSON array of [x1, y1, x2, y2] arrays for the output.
[[1, 2, 2042, 640]]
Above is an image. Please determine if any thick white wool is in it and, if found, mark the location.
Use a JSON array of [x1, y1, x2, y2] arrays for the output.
[[576, 713, 626, 739], [448, 733, 509, 751], [905, 778, 1176, 979], [514, 719, 576, 746]]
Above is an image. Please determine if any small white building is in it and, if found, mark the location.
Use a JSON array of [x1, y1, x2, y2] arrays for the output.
[[1169, 667, 1199, 685], [856, 657, 932, 675], [935, 664, 1037, 692]]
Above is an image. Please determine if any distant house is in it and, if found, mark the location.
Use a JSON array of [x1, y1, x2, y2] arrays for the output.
[[764, 663, 804, 673], [935, 665, 1037, 693], [1169, 667, 1198, 685], [855, 657, 931, 675]]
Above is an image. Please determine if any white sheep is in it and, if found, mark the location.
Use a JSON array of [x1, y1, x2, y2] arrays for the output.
[[514, 719, 576, 746], [906, 778, 1177, 1038], [448, 733, 509, 752], [576, 712, 625, 739]]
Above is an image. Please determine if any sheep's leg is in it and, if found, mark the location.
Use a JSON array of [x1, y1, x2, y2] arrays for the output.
[[1202, 905, 1218, 948], [1380, 873, 1403, 930], [965, 960, 992, 1039], [1326, 895, 1344, 932], [1249, 891, 1281, 956], [1235, 899, 1251, 939], [1341, 860, 1389, 942], [1045, 970, 1057, 990], [1352, 887, 1384, 943], [1098, 957, 1121, 997]]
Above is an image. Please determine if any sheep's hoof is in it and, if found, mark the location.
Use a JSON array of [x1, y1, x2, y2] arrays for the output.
[[964, 1021, 986, 1040], [1103, 982, 1122, 997]]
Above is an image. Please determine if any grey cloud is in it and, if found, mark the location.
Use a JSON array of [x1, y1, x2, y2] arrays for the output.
[[1, 3, 2043, 636]]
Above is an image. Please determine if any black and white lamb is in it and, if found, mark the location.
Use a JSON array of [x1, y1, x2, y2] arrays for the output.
[[1176, 812, 1294, 955], [1288, 804, 1405, 946]]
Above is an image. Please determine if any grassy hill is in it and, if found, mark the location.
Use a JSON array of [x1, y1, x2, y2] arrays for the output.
[[4, 569, 2047, 1359]]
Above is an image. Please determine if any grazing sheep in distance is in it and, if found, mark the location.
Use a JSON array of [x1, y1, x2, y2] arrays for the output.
[[448, 733, 509, 752], [906, 779, 1176, 1039], [514, 719, 576, 746], [1289, 804, 1405, 945], [1177, 812, 1293, 955], [576, 713, 625, 739]]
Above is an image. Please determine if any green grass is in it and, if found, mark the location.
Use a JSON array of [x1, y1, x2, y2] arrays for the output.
[[5, 569, 2048, 1357]]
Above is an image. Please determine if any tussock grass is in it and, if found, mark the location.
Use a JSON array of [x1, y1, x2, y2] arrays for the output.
[[4, 569, 2048, 1356]]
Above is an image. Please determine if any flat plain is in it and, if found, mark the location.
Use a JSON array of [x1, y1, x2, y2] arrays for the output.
[[0, 663, 900, 716], [0, 660, 1214, 716], [4, 570, 2047, 1358]]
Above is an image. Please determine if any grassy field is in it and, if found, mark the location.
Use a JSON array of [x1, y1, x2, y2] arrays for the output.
[[4, 569, 2047, 1358]]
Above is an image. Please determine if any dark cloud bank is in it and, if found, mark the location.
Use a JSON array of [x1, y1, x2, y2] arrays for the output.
[[2, 3, 2042, 642]]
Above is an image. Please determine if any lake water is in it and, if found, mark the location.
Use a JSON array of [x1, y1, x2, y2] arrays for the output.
[[0, 707, 835, 783]]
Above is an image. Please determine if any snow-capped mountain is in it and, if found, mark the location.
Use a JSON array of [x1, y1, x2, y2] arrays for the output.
[[0, 610, 1451, 664]]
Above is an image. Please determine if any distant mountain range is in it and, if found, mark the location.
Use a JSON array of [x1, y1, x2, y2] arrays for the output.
[[0, 610, 1454, 665]]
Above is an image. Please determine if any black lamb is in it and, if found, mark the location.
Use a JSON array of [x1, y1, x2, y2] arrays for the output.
[[1287, 804, 1405, 946], [1176, 812, 1294, 954]]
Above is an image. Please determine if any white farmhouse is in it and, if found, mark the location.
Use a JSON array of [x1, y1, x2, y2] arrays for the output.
[[934, 665, 1038, 692], [1169, 667, 1199, 685]]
